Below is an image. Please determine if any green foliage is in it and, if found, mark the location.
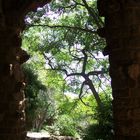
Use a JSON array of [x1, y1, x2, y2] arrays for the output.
[[23, 64, 46, 97], [23, 0, 108, 104], [22, 64, 46, 129], [23, 64, 56, 131], [22, 0, 113, 138], [55, 114, 78, 136], [83, 96, 113, 140]]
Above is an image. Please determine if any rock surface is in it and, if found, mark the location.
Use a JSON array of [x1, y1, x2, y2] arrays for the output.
[[26, 132, 79, 140]]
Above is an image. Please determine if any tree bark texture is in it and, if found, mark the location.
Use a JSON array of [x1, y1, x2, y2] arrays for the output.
[[97, 0, 140, 139], [0, 0, 51, 140]]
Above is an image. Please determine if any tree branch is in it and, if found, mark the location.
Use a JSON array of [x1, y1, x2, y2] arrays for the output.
[[84, 76, 102, 107], [87, 70, 105, 76], [79, 81, 91, 107], [27, 24, 97, 34], [82, 0, 104, 28], [67, 72, 84, 77], [73, 0, 85, 7], [82, 48, 88, 73]]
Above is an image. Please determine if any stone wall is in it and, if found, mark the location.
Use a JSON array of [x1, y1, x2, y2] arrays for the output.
[[0, 0, 51, 140], [0, 13, 29, 140], [97, 0, 140, 139]]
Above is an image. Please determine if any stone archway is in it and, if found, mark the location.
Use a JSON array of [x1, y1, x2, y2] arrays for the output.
[[1, 0, 140, 140]]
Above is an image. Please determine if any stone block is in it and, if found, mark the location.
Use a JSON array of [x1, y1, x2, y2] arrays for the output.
[[130, 88, 140, 97], [113, 98, 140, 110], [112, 88, 130, 98], [115, 120, 140, 136]]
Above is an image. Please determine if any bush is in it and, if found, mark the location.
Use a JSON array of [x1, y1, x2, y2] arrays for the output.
[[83, 97, 113, 140], [55, 114, 78, 137]]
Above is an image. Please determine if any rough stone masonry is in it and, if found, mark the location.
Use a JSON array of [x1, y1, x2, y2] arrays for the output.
[[97, 0, 140, 139], [0, 1, 51, 140]]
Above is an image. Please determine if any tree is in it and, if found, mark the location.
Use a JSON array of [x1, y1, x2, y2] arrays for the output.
[[22, 0, 113, 138], [23, 0, 110, 107]]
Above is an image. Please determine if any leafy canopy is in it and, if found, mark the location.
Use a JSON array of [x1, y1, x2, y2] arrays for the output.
[[23, 0, 110, 107]]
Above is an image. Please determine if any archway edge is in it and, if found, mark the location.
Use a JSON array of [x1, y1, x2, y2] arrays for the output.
[[97, 0, 140, 139], [0, 1, 51, 140]]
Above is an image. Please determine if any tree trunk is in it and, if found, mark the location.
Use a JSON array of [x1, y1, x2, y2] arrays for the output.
[[98, 0, 140, 139]]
